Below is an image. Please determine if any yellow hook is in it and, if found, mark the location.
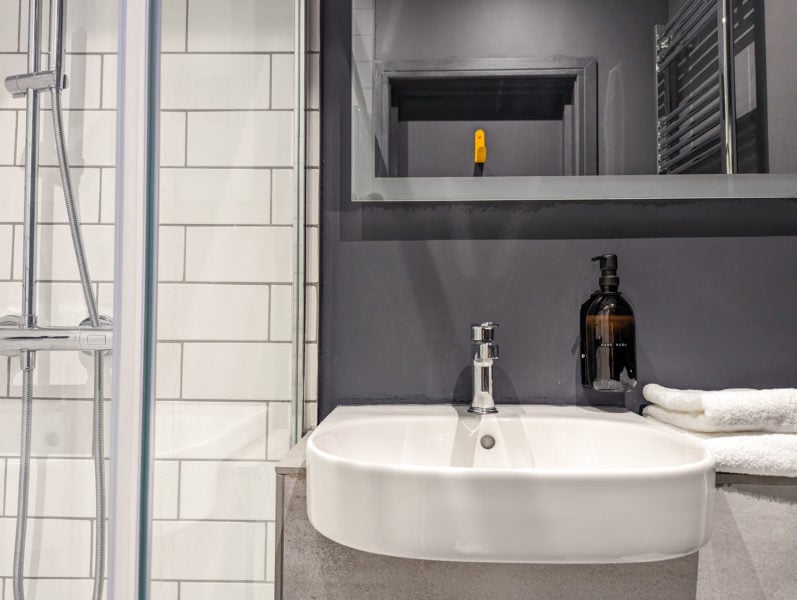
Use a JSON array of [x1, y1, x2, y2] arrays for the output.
[[474, 129, 486, 164]]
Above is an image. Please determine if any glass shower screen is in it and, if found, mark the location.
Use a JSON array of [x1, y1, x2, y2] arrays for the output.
[[143, 1, 306, 599]]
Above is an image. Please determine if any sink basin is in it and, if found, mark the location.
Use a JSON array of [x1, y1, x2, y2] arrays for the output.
[[306, 405, 715, 564]]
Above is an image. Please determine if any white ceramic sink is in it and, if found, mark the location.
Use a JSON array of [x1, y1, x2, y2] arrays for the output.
[[306, 405, 715, 564]]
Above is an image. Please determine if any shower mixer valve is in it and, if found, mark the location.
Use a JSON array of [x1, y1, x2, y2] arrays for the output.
[[0, 314, 114, 358]]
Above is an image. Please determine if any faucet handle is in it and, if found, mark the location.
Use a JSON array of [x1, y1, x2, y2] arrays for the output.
[[471, 322, 498, 343], [478, 343, 499, 360]]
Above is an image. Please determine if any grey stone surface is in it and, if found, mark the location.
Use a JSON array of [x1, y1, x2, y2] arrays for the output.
[[280, 477, 797, 599], [276, 436, 308, 475], [280, 474, 695, 599], [766, 0, 797, 174], [696, 485, 797, 599]]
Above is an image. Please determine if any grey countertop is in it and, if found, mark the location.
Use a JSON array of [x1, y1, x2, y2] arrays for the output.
[[276, 434, 308, 475]]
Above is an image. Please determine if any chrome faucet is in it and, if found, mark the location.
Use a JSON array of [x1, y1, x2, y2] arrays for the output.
[[469, 322, 499, 414]]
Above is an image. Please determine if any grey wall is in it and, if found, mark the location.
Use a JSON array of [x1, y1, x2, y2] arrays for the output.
[[765, 0, 797, 173], [669, 0, 690, 13], [319, 1, 797, 420], [375, 0, 669, 175]]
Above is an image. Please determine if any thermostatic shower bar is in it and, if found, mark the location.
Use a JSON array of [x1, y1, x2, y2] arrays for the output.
[[0, 323, 113, 354]]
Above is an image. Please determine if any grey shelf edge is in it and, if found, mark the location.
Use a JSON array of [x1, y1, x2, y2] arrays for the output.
[[715, 473, 796, 486], [276, 434, 310, 475]]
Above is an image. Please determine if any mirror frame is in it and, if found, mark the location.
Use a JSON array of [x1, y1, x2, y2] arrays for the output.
[[351, 174, 797, 203], [349, 2, 797, 203]]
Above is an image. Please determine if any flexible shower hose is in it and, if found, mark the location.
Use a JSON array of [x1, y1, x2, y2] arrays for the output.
[[12, 87, 107, 600], [12, 366, 33, 600], [52, 87, 106, 600]]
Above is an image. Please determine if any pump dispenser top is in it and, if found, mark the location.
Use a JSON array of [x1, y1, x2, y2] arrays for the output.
[[592, 254, 619, 290], [580, 253, 637, 392]]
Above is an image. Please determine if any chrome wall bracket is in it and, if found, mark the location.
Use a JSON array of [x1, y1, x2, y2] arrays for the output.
[[4, 70, 67, 98]]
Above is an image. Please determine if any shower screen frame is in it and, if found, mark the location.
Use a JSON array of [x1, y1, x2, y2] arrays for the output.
[[108, 0, 160, 598]]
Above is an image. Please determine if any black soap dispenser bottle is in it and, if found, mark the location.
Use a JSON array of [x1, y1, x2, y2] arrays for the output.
[[581, 254, 637, 392]]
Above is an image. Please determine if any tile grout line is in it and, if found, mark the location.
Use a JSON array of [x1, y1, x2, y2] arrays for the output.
[[152, 108, 295, 113], [184, 0, 190, 53], [0, 279, 297, 286], [16, 0, 21, 53], [0, 575, 111, 582], [160, 50, 295, 55], [1, 164, 296, 169], [263, 518, 270, 586], [269, 167, 275, 224], [155, 339, 291, 345], [178, 341, 184, 401], [267, 283, 272, 341], [268, 53, 273, 110], [98, 54, 104, 109], [0, 455, 287, 464], [89, 518, 95, 579], [2, 457, 7, 515], [176, 459, 182, 520], [183, 111, 188, 167], [265, 399, 271, 464], [181, 225, 187, 281], [0, 50, 296, 57], [12, 108, 19, 170], [97, 168, 103, 223], [0, 513, 103, 524], [151, 577, 276, 585], [9, 223, 16, 282]]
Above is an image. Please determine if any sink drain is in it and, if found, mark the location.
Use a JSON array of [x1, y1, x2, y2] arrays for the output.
[[480, 434, 496, 450]]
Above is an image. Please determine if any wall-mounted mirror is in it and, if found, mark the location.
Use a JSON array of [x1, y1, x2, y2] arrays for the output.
[[350, 0, 797, 201]]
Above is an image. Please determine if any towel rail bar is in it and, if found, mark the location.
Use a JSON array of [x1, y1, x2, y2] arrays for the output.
[[658, 115, 722, 160], [662, 139, 722, 174], [659, 101, 720, 141], [658, 75, 719, 126], [658, 6, 718, 70]]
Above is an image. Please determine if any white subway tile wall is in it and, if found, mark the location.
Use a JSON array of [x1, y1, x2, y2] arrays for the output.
[[0, 0, 321, 598]]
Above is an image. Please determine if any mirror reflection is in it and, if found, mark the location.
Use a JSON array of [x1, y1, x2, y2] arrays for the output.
[[351, 0, 797, 180]]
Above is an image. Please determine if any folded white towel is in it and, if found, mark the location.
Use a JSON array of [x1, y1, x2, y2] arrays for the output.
[[645, 418, 797, 477], [642, 384, 797, 433], [695, 432, 797, 477]]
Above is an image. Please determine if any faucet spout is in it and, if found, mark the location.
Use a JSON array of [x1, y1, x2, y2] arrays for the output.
[[469, 322, 499, 414]]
